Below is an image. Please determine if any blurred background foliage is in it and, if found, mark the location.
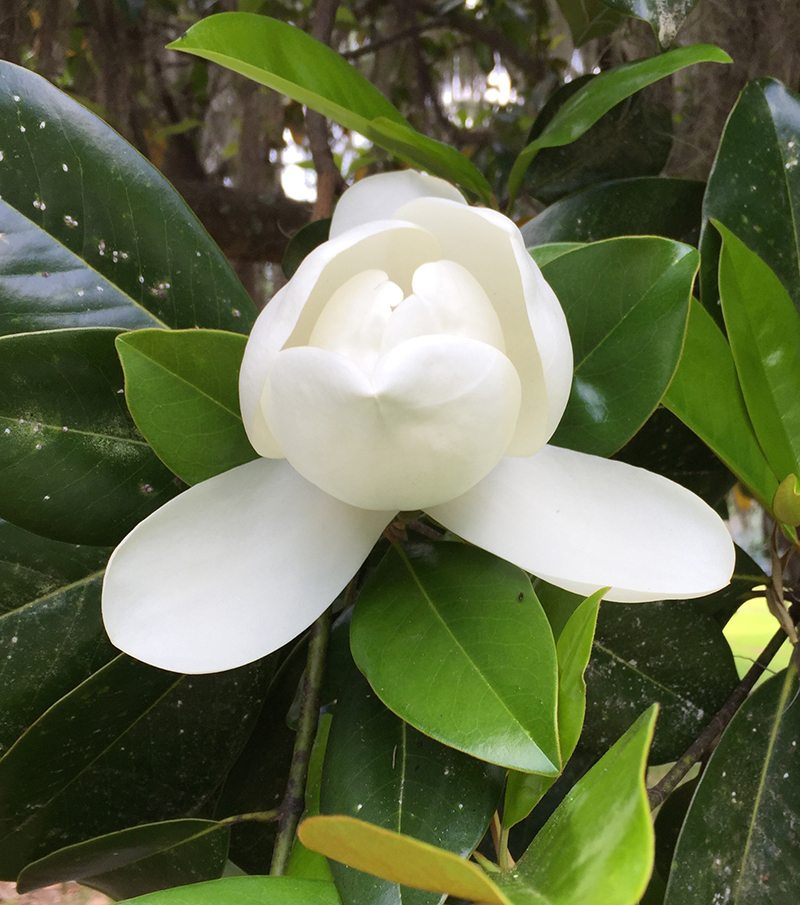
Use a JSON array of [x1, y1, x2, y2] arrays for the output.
[[3, 0, 798, 304]]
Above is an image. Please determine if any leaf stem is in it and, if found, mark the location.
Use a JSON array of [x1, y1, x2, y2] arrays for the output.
[[647, 624, 788, 809], [270, 608, 331, 875]]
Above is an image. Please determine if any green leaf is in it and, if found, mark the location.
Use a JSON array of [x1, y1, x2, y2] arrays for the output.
[[663, 300, 780, 508], [303, 711, 658, 905], [283, 219, 330, 279], [601, 1, 699, 46], [0, 652, 273, 879], [665, 668, 799, 904], [0, 62, 254, 336], [713, 221, 800, 481], [17, 819, 230, 899], [542, 237, 697, 456], [583, 601, 739, 762], [701, 79, 800, 314], [299, 816, 511, 905], [525, 77, 672, 204], [522, 177, 704, 248], [351, 543, 559, 773], [504, 590, 603, 828], [212, 643, 305, 874], [528, 243, 585, 267], [557, 0, 625, 46], [0, 328, 180, 546], [168, 14, 492, 202], [116, 329, 256, 485], [0, 519, 111, 752], [507, 44, 730, 203], [496, 708, 658, 905], [321, 623, 502, 905], [119, 877, 342, 905]]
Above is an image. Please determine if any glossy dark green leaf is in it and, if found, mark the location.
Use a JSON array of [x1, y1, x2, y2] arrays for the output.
[[701, 79, 800, 314], [507, 44, 730, 202], [0, 519, 111, 752], [496, 708, 658, 905], [0, 652, 271, 879], [0, 328, 180, 545], [283, 219, 330, 279], [653, 779, 697, 881], [321, 634, 502, 905], [665, 668, 799, 904], [542, 237, 697, 456], [0, 62, 254, 335], [601, 0, 699, 45], [213, 642, 303, 874], [503, 591, 602, 828], [119, 877, 342, 905], [116, 329, 256, 485], [663, 300, 780, 508], [583, 601, 738, 762], [558, 0, 625, 46], [522, 177, 704, 247], [168, 14, 492, 202], [714, 221, 800, 481], [525, 78, 672, 204], [17, 819, 229, 899], [351, 543, 559, 773]]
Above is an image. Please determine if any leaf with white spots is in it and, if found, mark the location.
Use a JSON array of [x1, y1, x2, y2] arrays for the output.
[[0, 61, 254, 336], [582, 601, 739, 762], [0, 651, 274, 881], [0, 328, 180, 545], [665, 668, 800, 904], [0, 518, 111, 755]]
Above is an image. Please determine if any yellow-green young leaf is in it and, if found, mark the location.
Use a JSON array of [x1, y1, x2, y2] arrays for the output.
[[298, 816, 511, 905], [507, 44, 730, 204], [663, 299, 780, 508], [503, 590, 604, 828], [117, 876, 341, 905], [713, 221, 800, 483], [168, 14, 492, 202], [496, 707, 658, 905], [774, 474, 800, 526]]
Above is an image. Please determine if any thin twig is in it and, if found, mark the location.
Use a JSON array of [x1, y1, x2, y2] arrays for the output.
[[307, 0, 343, 221], [647, 626, 788, 809], [270, 610, 332, 875]]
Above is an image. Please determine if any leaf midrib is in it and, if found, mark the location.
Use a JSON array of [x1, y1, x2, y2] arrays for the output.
[[121, 341, 242, 421], [396, 548, 556, 768]]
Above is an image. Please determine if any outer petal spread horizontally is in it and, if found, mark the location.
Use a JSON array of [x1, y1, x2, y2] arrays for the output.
[[102, 460, 393, 673], [426, 446, 736, 602], [103, 169, 736, 674]]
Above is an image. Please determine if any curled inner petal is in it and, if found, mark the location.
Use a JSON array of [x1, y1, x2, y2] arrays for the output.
[[264, 335, 522, 510]]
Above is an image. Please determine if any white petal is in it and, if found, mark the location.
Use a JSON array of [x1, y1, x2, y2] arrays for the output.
[[330, 170, 467, 238], [265, 336, 521, 510], [427, 446, 735, 602], [239, 220, 437, 457], [396, 198, 573, 454], [382, 259, 506, 355], [309, 269, 402, 371], [102, 460, 392, 673]]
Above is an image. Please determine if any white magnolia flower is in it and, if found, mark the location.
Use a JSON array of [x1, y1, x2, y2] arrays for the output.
[[102, 171, 735, 674]]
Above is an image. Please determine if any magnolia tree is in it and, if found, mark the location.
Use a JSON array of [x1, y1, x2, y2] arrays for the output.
[[0, 4, 799, 905]]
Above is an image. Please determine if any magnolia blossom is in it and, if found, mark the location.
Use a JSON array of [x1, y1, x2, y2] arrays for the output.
[[102, 171, 735, 674]]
